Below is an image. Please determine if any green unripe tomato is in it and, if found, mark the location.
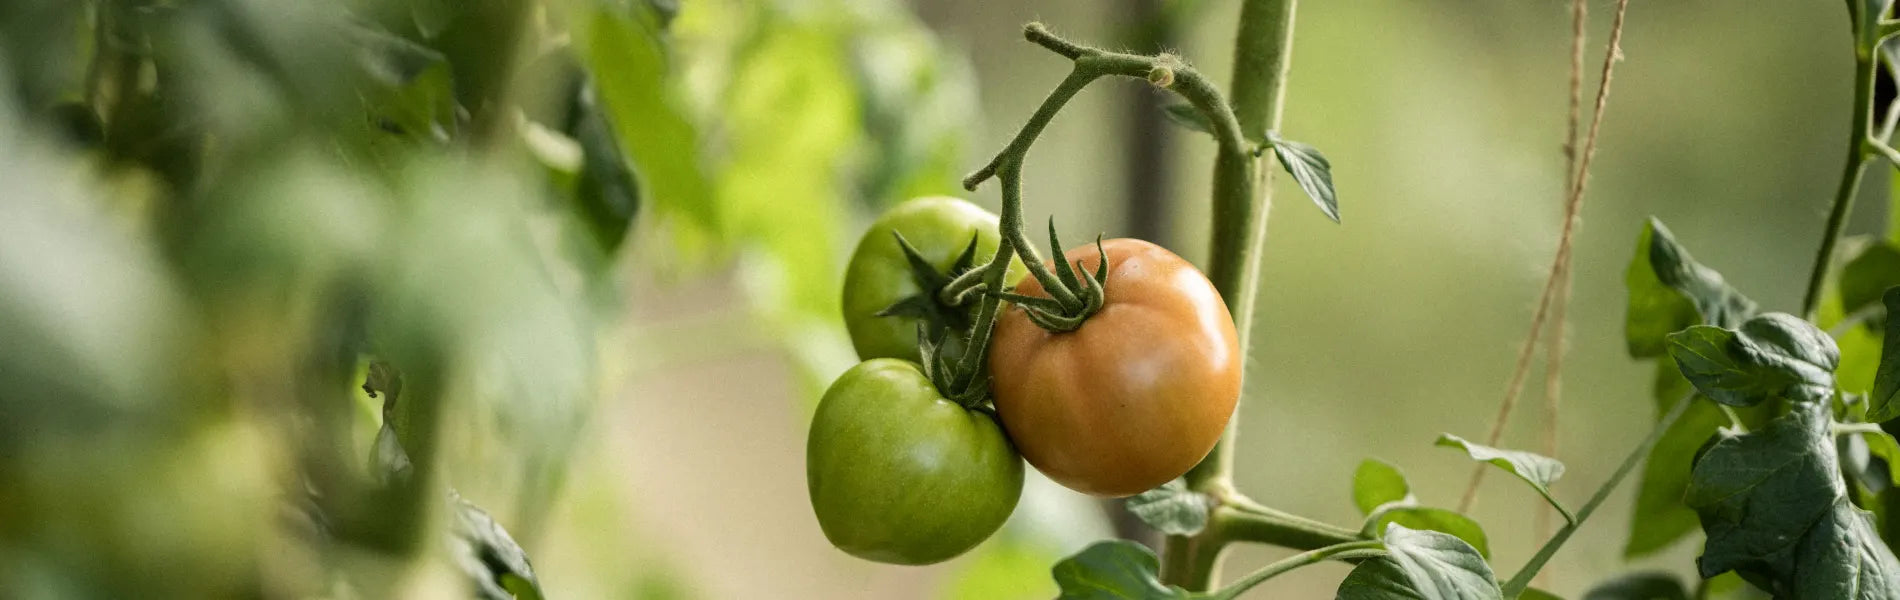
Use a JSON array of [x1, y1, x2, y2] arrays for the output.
[[842, 196, 1021, 362], [807, 359, 1024, 565]]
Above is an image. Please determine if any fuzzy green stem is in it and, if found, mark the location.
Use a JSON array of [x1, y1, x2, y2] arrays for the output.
[[1181, 0, 1295, 498], [1217, 494, 1364, 549], [1501, 393, 1696, 596], [964, 23, 1255, 335]]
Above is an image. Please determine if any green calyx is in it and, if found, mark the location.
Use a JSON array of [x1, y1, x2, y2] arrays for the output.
[[876, 230, 986, 341], [916, 322, 990, 408], [987, 222, 1107, 334]]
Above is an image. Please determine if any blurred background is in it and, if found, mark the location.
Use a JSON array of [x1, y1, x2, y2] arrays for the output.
[[0, 0, 1875, 598]]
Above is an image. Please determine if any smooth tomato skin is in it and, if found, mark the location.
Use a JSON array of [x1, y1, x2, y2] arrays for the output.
[[807, 359, 1024, 565], [842, 196, 1019, 362], [987, 238, 1241, 497]]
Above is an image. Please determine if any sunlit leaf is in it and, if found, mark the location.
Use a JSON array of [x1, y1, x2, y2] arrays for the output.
[[1336, 524, 1500, 600], [1360, 507, 1490, 558], [1352, 459, 1413, 515], [1435, 434, 1571, 523]]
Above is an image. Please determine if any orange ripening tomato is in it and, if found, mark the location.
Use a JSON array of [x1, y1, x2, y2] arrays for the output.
[[987, 238, 1241, 497]]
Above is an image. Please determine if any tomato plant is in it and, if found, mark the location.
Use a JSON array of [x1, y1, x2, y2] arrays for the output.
[[988, 238, 1240, 498], [14, 0, 1900, 598], [807, 358, 1024, 565]]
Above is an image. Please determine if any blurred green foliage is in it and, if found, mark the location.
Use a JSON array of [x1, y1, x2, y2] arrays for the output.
[[0, 0, 1010, 598]]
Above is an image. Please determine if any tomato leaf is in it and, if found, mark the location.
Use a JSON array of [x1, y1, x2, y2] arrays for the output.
[[1859, 429, 1900, 489], [576, 4, 717, 248], [1125, 480, 1210, 536], [1267, 131, 1339, 224], [1352, 458, 1414, 515], [450, 491, 545, 600], [1686, 402, 1900, 597], [559, 68, 642, 253], [1870, 287, 1900, 422], [1624, 218, 1757, 358], [1050, 540, 1197, 600], [1161, 102, 1213, 135], [1435, 434, 1572, 524], [1359, 506, 1490, 558], [1666, 313, 1838, 408], [1335, 524, 1501, 600], [1518, 589, 1564, 600], [1840, 242, 1900, 331], [1579, 571, 1689, 600]]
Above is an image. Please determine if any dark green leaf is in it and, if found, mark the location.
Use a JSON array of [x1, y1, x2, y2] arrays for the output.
[[450, 491, 545, 600], [1688, 403, 1840, 581], [562, 68, 642, 252], [1787, 499, 1900, 599], [1162, 103, 1213, 135], [1268, 131, 1339, 223], [1682, 401, 1900, 599], [1360, 507, 1489, 558], [1051, 540, 1195, 600], [1435, 434, 1571, 523], [1580, 572, 1689, 600], [1520, 589, 1564, 600], [1352, 459, 1413, 515], [1125, 480, 1210, 536], [1335, 524, 1500, 600], [1624, 218, 1757, 358], [1870, 288, 1900, 421], [1624, 391, 1726, 557], [1667, 313, 1839, 407]]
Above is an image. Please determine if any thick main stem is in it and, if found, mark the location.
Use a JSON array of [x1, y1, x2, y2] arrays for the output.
[[1181, 0, 1295, 501], [1169, 0, 1297, 590]]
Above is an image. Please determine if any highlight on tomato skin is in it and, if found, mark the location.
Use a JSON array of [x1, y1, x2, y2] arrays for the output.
[[985, 238, 1241, 498], [805, 358, 1025, 565]]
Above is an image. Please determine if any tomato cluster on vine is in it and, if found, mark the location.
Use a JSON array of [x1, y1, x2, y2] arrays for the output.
[[807, 195, 1242, 564]]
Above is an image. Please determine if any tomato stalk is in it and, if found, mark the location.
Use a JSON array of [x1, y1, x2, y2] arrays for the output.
[[1164, 0, 1301, 589], [959, 23, 1255, 337], [1801, 0, 1887, 319]]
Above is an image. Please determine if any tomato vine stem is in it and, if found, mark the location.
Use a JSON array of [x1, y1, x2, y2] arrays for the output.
[[961, 23, 1254, 338], [1803, 0, 1886, 319], [1165, 0, 1299, 589], [1209, 541, 1385, 599], [1499, 392, 1696, 597]]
